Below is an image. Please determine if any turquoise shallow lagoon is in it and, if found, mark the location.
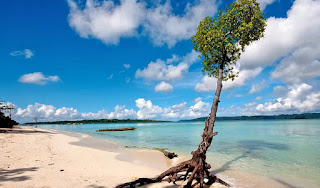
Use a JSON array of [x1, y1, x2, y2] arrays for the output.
[[36, 119, 320, 187]]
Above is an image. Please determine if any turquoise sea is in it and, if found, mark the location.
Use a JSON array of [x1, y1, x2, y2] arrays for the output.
[[36, 119, 320, 187]]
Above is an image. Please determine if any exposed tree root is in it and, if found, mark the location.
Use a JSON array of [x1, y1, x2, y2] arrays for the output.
[[115, 158, 229, 188]]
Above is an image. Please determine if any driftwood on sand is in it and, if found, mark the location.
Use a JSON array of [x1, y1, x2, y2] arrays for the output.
[[96, 127, 136, 132], [154, 148, 178, 159]]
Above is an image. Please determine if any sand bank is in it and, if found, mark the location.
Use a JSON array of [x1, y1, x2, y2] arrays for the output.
[[0, 126, 291, 188]]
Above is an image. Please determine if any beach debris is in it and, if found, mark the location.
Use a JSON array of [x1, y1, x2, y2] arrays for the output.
[[60, 169, 64, 172], [154, 148, 178, 159], [96, 127, 136, 132], [125, 145, 138, 148]]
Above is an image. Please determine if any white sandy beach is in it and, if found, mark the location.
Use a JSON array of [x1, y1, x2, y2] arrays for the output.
[[0, 126, 292, 188]]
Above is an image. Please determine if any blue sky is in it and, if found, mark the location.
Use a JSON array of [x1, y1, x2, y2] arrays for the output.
[[1, 0, 320, 122]]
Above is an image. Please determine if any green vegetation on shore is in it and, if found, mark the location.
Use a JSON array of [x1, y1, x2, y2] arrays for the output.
[[0, 100, 18, 128], [23, 112, 320, 125], [0, 111, 18, 128], [180, 113, 320, 122], [24, 119, 167, 125]]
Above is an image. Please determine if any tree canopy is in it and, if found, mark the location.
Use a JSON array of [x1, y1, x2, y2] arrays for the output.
[[192, 0, 266, 81]]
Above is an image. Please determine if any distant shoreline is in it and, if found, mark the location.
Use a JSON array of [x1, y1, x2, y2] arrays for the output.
[[22, 112, 320, 125], [180, 112, 320, 122]]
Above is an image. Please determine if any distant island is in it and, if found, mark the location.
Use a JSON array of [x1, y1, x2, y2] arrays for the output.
[[24, 119, 167, 125], [180, 112, 320, 122], [23, 113, 320, 125]]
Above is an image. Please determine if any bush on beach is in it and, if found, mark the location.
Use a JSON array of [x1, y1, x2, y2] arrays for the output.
[[0, 111, 17, 128]]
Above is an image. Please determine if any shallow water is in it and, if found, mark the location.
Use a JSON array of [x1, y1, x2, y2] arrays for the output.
[[36, 119, 320, 187]]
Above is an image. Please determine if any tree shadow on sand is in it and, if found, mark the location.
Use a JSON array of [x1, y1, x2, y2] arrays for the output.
[[0, 167, 38, 185], [86, 185, 107, 188], [0, 128, 55, 134], [271, 178, 302, 188]]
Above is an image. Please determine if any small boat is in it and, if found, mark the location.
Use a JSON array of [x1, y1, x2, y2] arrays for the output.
[[96, 127, 136, 132]]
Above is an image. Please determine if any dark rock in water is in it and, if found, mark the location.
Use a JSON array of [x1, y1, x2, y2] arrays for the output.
[[154, 148, 178, 159]]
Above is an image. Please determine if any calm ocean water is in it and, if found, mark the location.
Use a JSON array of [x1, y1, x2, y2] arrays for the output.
[[36, 119, 320, 187]]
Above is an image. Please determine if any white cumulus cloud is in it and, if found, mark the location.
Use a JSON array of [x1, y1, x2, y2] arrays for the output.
[[144, 0, 217, 47], [271, 45, 320, 83], [80, 110, 109, 119], [256, 83, 320, 113], [249, 81, 268, 94], [239, 0, 320, 86], [14, 103, 137, 122], [181, 99, 210, 118], [257, 0, 277, 10], [162, 102, 187, 118], [123, 64, 130, 69], [10, 49, 34, 59], [135, 98, 163, 119], [67, 0, 217, 47], [136, 58, 188, 82], [193, 97, 202, 103], [154, 81, 173, 93], [255, 96, 262, 101], [136, 50, 199, 82], [273, 85, 289, 97], [18, 72, 60, 85], [15, 103, 79, 121], [68, 0, 145, 44], [107, 105, 137, 119]]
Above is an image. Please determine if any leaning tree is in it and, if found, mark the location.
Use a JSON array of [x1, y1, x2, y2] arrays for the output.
[[117, 0, 266, 187]]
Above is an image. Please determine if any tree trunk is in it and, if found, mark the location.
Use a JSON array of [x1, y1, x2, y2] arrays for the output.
[[116, 65, 229, 188], [184, 64, 224, 187]]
